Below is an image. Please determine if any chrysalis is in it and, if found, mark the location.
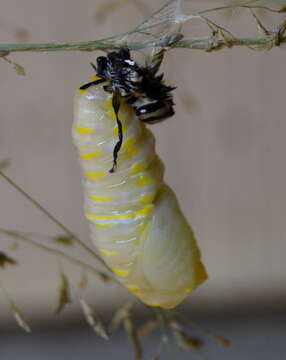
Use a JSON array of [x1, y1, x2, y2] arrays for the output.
[[72, 83, 207, 309]]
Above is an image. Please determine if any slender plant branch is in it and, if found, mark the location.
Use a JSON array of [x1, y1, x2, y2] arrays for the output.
[[0, 0, 284, 54], [0, 35, 285, 54], [241, 4, 286, 13], [176, 35, 286, 50], [0, 170, 108, 270], [0, 228, 111, 280]]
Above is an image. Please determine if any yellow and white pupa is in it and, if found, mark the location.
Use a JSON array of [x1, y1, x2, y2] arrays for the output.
[[72, 82, 207, 309]]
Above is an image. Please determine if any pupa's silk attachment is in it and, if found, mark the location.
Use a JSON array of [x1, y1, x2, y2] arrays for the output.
[[73, 83, 207, 309]]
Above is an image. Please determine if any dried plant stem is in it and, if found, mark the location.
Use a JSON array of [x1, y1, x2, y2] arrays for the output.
[[0, 0, 285, 54], [0, 34, 284, 54], [177, 35, 286, 50], [0, 228, 110, 279], [242, 4, 286, 13], [0, 170, 108, 269]]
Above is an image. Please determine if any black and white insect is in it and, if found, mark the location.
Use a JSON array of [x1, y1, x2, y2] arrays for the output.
[[79, 48, 175, 173]]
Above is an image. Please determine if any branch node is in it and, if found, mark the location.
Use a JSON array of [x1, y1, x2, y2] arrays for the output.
[[203, 16, 235, 52], [273, 19, 286, 46]]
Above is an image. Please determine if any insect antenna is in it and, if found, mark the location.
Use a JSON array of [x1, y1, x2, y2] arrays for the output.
[[90, 62, 97, 72], [109, 91, 123, 173], [79, 78, 105, 90]]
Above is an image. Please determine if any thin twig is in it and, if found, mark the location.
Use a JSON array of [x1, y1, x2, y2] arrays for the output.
[[242, 5, 286, 13], [0, 0, 283, 54], [248, 8, 270, 36], [0, 170, 108, 269], [0, 34, 284, 54], [0, 228, 111, 280], [176, 35, 286, 50]]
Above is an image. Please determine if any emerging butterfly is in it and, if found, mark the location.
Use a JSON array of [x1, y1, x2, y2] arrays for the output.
[[79, 48, 175, 173], [73, 50, 207, 309], [73, 0, 207, 309]]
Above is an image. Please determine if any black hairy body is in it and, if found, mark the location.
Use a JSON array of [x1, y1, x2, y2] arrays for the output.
[[80, 48, 175, 172]]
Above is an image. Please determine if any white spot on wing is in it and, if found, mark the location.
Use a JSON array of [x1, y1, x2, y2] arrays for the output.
[[125, 59, 135, 66]]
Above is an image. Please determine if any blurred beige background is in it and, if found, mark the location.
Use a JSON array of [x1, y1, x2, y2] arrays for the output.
[[0, 0, 285, 326]]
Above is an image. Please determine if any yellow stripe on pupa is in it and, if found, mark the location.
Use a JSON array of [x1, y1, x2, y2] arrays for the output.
[[136, 174, 154, 187], [135, 204, 154, 217], [139, 194, 155, 204], [122, 137, 135, 151], [130, 162, 146, 175], [125, 146, 140, 160], [91, 195, 113, 202], [80, 151, 101, 160], [123, 135, 141, 159], [78, 88, 88, 95], [90, 75, 100, 82], [75, 126, 94, 135], [85, 213, 131, 221], [85, 204, 154, 221], [100, 249, 118, 257], [127, 285, 140, 293], [95, 223, 114, 229], [84, 171, 107, 180], [112, 268, 129, 277]]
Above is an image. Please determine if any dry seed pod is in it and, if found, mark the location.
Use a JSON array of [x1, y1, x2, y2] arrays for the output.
[[72, 83, 207, 309]]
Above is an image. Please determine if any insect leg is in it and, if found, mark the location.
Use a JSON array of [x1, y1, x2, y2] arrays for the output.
[[79, 78, 106, 90], [90, 62, 97, 72], [109, 91, 123, 173], [147, 49, 165, 76]]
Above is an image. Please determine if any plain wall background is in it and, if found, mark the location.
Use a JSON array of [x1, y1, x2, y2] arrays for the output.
[[0, 0, 285, 325]]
